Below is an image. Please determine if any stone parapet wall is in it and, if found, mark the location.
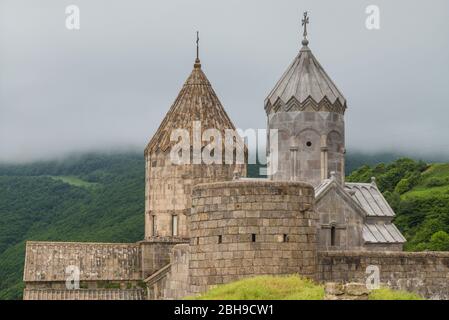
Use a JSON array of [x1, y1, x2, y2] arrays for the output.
[[23, 289, 145, 300], [189, 180, 318, 295], [146, 244, 191, 300], [24, 241, 142, 282], [318, 251, 449, 299], [140, 238, 189, 279]]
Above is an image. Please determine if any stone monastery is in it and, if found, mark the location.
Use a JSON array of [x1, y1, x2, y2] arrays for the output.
[[23, 16, 449, 300]]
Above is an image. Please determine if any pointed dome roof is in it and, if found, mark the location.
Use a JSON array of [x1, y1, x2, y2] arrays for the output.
[[145, 61, 237, 155], [265, 43, 347, 114]]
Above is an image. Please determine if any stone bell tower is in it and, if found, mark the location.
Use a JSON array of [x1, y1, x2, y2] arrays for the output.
[[144, 34, 246, 240], [265, 12, 347, 187]]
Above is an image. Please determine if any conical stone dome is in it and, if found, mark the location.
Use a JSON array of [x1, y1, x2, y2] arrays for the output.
[[144, 58, 246, 240], [265, 44, 347, 115], [145, 63, 236, 155]]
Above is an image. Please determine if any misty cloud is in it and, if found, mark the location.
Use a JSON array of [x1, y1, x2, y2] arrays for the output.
[[1, 0, 449, 163]]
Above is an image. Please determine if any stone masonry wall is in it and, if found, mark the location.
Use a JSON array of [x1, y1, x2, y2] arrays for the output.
[[145, 151, 245, 239], [24, 241, 142, 282], [145, 244, 191, 300], [268, 111, 345, 187], [23, 288, 145, 300], [140, 238, 189, 279], [188, 180, 318, 295], [160, 244, 191, 300], [318, 251, 449, 299]]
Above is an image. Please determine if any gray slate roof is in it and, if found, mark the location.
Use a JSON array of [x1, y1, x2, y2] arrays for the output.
[[363, 223, 407, 244], [345, 183, 395, 217], [315, 179, 406, 244], [265, 44, 346, 108]]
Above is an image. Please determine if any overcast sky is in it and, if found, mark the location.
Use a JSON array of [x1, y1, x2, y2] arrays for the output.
[[0, 0, 448, 163]]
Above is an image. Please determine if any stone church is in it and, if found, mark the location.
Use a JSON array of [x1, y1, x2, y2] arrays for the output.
[[23, 17, 449, 300]]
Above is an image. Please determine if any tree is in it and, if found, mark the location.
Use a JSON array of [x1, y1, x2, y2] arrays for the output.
[[427, 231, 449, 251], [395, 178, 411, 194]]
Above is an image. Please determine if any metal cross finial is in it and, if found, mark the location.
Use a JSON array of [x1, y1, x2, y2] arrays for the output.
[[301, 11, 310, 46], [196, 31, 200, 61], [194, 31, 201, 68]]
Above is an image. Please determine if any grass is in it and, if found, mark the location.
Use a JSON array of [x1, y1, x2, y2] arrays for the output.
[[188, 275, 325, 300], [369, 287, 424, 300], [49, 176, 98, 189], [188, 276, 425, 300]]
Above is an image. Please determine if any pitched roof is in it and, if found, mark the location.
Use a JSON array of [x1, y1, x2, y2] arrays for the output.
[[315, 179, 406, 244], [315, 180, 397, 218], [265, 44, 346, 112], [363, 223, 407, 244], [345, 183, 395, 217], [315, 179, 333, 198], [315, 179, 367, 218], [145, 61, 237, 155]]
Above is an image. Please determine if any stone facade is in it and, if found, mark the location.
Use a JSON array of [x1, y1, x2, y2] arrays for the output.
[[315, 182, 365, 250], [24, 242, 142, 282], [143, 61, 246, 240], [145, 153, 241, 239], [268, 111, 345, 186], [188, 180, 318, 294], [318, 251, 449, 300], [23, 241, 145, 300], [146, 244, 191, 300], [140, 238, 189, 278]]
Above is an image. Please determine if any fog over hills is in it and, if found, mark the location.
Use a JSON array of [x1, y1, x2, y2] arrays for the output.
[[1, 0, 448, 163]]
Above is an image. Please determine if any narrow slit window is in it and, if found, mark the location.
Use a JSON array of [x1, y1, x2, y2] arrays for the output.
[[331, 226, 336, 246], [290, 148, 298, 180], [218, 235, 222, 244], [172, 215, 178, 237], [152, 215, 157, 237], [283, 234, 289, 242], [251, 234, 256, 242]]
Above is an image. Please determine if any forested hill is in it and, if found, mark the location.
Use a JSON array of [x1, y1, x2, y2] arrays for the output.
[[0, 152, 448, 300], [348, 159, 449, 252], [0, 153, 145, 300]]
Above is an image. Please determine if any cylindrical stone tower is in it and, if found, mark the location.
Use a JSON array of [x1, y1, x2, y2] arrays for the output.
[[144, 57, 246, 240], [188, 180, 318, 295], [265, 33, 347, 187]]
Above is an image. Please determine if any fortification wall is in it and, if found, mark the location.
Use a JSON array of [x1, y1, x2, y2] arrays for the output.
[[140, 238, 189, 278], [24, 241, 142, 282], [188, 180, 318, 295], [23, 288, 145, 300], [318, 251, 449, 299], [146, 244, 191, 300]]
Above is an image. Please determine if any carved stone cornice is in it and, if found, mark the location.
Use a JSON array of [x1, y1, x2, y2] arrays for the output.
[[265, 95, 347, 115]]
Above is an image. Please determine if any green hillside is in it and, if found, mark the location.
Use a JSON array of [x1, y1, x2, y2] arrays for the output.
[[0, 152, 448, 300], [0, 153, 145, 299], [348, 159, 449, 251]]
